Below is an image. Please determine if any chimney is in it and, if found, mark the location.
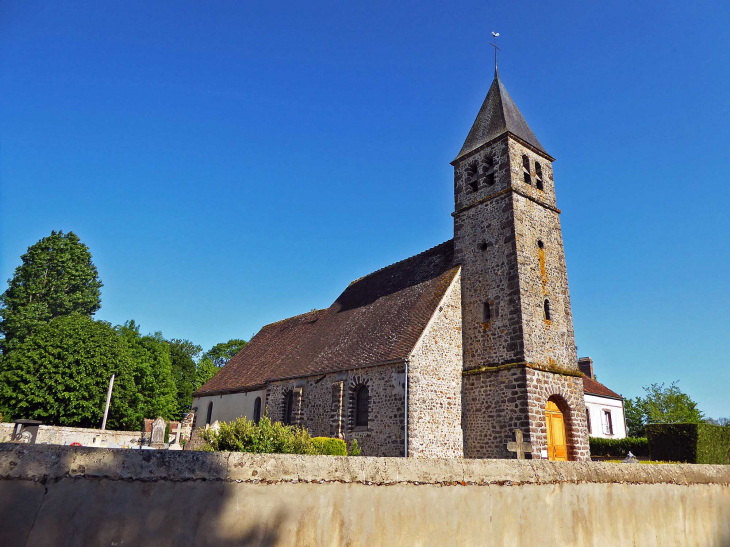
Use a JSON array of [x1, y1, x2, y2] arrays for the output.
[[578, 357, 593, 379]]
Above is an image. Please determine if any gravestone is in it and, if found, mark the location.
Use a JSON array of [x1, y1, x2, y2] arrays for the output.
[[150, 417, 166, 449], [507, 429, 532, 460]]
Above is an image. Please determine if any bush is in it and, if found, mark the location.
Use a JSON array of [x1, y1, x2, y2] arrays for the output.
[[646, 423, 730, 464], [589, 436, 649, 458], [200, 415, 348, 456], [311, 437, 347, 456], [349, 439, 361, 456], [201, 415, 315, 454]]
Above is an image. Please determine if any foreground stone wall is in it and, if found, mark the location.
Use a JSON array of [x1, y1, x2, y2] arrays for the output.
[[1, 444, 729, 547]]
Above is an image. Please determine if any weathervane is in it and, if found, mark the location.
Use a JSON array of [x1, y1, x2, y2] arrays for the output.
[[490, 31, 501, 75]]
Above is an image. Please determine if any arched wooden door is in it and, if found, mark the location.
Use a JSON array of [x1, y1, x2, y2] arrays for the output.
[[545, 400, 568, 461]]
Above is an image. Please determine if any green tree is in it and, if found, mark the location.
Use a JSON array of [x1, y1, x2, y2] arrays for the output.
[[193, 356, 219, 393], [0, 314, 139, 429], [116, 321, 177, 421], [0, 231, 103, 350], [167, 338, 202, 418], [204, 338, 247, 367], [625, 382, 704, 437]]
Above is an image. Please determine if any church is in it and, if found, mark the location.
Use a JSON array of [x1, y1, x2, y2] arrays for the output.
[[193, 66, 591, 461]]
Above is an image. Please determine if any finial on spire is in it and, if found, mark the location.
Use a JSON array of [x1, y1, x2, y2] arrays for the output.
[[490, 31, 501, 77]]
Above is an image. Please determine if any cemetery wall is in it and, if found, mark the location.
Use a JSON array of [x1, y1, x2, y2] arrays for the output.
[[1, 443, 729, 546], [0, 423, 145, 448]]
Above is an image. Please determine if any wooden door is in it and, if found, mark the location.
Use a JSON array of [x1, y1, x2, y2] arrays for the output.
[[545, 400, 568, 461]]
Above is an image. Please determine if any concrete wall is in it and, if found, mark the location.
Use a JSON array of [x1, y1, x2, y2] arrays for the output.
[[1, 443, 729, 546], [192, 389, 266, 426], [586, 393, 627, 439]]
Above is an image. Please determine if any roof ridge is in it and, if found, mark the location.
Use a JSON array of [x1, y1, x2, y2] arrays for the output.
[[348, 239, 455, 286], [261, 308, 324, 329]]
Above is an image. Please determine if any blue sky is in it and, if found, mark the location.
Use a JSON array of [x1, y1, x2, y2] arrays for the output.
[[1, 1, 728, 419]]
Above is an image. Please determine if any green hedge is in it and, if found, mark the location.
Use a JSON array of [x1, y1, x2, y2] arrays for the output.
[[646, 423, 730, 464], [589, 436, 649, 458], [311, 437, 347, 456], [200, 415, 351, 456]]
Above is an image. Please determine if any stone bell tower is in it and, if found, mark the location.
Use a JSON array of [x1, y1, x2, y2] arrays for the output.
[[453, 68, 590, 460]]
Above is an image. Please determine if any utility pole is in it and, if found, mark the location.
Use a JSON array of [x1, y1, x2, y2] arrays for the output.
[[101, 374, 115, 431]]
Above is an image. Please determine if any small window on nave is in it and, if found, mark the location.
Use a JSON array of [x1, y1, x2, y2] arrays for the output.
[[543, 299, 551, 321], [253, 397, 262, 424], [355, 385, 369, 428]]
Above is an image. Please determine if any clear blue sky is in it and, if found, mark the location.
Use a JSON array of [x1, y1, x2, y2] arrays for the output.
[[1, 1, 728, 419]]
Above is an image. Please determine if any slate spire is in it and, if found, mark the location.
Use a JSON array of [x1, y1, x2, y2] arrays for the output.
[[455, 72, 547, 161]]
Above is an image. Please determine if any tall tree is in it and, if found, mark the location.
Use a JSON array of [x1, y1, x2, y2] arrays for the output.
[[0, 231, 102, 350], [117, 321, 177, 421], [191, 338, 248, 395], [167, 338, 202, 418], [0, 314, 139, 429], [205, 338, 247, 367], [625, 381, 704, 437]]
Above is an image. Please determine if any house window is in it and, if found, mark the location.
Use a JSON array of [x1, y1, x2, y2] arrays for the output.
[[355, 385, 369, 428], [522, 155, 531, 184], [206, 402, 213, 425], [283, 391, 294, 425], [482, 302, 491, 322], [602, 410, 614, 435], [586, 409, 592, 434], [535, 162, 544, 190], [253, 397, 262, 424], [543, 299, 551, 321]]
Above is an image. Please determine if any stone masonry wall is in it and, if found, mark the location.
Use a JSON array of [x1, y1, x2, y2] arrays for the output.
[[265, 363, 406, 457], [462, 367, 590, 461], [453, 136, 525, 368], [462, 367, 529, 458], [509, 140, 578, 370], [526, 369, 590, 461], [407, 270, 464, 458], [454, 134, 587, 459]]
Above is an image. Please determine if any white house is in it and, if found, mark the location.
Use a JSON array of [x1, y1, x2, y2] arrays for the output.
[[579, 357, 627, 439]]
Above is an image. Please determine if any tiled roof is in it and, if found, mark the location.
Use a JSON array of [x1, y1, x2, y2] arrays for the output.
[[195, 240, 459, 396], [583, 375, 622, 399], [455, 71, 547, 161]]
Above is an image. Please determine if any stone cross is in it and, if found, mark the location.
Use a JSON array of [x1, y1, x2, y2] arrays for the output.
[[507, 429, 532, 460], [150, 417, 166, 448], [167, 423, 182, 451]]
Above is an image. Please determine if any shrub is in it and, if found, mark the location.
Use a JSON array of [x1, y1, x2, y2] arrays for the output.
[[646, 423, 730, 464], [349, 439, 362, 456], [589, 436, 649, 458], [311, 437, 347, 456], [200, 415, 316, 454]]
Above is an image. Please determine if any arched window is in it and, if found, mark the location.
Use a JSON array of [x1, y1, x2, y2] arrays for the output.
[[355, 385, 369, 428], [522, 155, 531, 184], [543, 299, 551, 321], [283, 391, 294, 425], [253, 397, 262, 424], [206, 402, 213, 425], [535, 162, 544, 190]]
